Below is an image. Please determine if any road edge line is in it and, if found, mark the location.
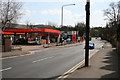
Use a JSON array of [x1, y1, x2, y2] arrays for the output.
[[56, 50, 100, 80], [0, 67, 12, 72], [0, 51, 34, 59]]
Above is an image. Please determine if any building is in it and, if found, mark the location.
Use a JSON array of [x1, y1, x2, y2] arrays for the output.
[[1, 23, 60, 51]]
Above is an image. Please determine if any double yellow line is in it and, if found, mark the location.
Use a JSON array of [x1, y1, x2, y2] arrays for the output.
[[56, 50, 99, 80]]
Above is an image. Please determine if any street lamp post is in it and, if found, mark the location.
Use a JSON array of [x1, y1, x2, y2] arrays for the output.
[[61, 4, 75, 27], [85, 0, 90, 67]]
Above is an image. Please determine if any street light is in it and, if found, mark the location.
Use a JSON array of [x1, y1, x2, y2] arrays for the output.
[[85, 0, 90, 67], [61, 4, 75, 27]]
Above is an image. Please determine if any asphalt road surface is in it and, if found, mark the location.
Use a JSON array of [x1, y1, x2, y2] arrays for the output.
[[2, 38, 104, 79]]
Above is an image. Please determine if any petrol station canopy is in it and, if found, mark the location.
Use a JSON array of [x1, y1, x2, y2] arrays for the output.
[[0, 23, 61, 36], [2, 28, 60, 36]]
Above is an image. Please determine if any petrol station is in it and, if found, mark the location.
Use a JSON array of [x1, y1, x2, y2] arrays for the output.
[[1, 26, 83, 52], [2, 28, 61, 51]]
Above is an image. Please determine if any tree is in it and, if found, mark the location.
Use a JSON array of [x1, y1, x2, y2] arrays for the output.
[[47, 21, 57, 28], [0, 0, 23, 31], [75, 22, 86, 36], [104, 2, 120, 23], [56, 25, 75, 31], [56, 22, 85, 36], [104, 1, 120, 34], [90, 27, 103, 37], [104, 1, 120, 41], [103, 2, 120, 52], [25, 19, 33, 29]]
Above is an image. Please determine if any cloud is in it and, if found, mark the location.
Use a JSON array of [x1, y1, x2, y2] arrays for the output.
[[21, 6, 36, 17], [63, 10, 85, 25], [34, 22, 45, 25], [90, 10, 106, 27], [40, 9, 84, 26], [2, 0, 119, 3], [23, 9, 31, 16], [41, 9, 60, 15], [91, 0, 119, 3]]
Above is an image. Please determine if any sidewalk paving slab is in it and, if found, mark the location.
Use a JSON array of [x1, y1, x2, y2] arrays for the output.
[[64, 42, 120, 80]]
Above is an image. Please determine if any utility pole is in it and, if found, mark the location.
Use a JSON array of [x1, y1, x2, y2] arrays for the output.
[[85, 0, 90, 67]]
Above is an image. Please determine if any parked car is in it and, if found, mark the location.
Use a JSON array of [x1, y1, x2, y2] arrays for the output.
[[13, 38, 28, 45], [66, 38, 71, 42]]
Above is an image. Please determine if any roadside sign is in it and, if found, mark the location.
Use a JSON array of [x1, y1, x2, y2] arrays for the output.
[[72, 31, 76, 35], [41, 40, 46, 46], [72, 35, 76, 42]]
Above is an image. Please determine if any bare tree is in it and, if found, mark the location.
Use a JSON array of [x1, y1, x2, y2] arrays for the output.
[[104, 1, 120, 38], [47, 21, 57, 27], [25, 19, 30, 29], [117, 1, 120, 24], [104, 2, 117, 22], [104, 2, 120, 26], [25, 19, 33, 29], [0, 0, 23, 31], [104, 1, 120, 53], [0, 1, 2, 23]]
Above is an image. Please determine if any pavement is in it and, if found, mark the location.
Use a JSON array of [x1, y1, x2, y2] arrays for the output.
[[1, 42, 83, 58], [61, 41, 120, 80]]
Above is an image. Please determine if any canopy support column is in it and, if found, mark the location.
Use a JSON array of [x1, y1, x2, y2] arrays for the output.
[[40, 36, 41, 45], [25, 32, 27, 40], [13, 32, 16, 43], [47, 34, 50, 45]]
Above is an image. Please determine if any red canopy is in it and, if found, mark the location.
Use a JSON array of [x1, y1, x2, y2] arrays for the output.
[[4, 28, 60, 34], [0, 31, 25, 35], [37, 33, 59, 36], [3, 32, 26, 35]]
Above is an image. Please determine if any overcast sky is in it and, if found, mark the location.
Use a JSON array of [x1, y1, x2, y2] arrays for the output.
[[17, 0, 119, 27]]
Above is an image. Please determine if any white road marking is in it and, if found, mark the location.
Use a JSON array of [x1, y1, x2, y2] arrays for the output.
[[0, 56, 18, 60], [0, 49, 50, 60], [0, 67, 12, 72], [0, 43, 83, 60], [32, 56, 54, 63], [0, 51, 35, 60]]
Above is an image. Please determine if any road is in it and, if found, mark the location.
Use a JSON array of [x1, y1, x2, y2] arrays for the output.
[[2, 39, 104, 79]]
